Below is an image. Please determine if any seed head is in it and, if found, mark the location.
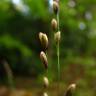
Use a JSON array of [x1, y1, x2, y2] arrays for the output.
[[40, 51, 48, 69], [39, 32, 48, 49], [51, 18, 58, 30], [43, 76, 49, 88], [53, 0, 59, 2], [54, 31, 61, 43], [53, 1, 59, 14], [65, 83, 76, 96], [43, 92, 48, 96], [53, 0, 59, 3], [68, 84, 76, 90]]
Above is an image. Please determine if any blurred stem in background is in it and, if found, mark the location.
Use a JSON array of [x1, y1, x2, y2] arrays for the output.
[[3, 60, 14, 90]]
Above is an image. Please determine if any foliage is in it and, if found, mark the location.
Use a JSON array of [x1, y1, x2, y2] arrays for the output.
[[0, 1, 96, 95]]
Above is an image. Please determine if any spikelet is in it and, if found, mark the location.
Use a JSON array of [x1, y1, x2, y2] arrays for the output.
[[43, 92, 48, 96], [51, 18, 58, 30], [65, 83, 76, 96], [39, 32, 48, 49], [53, 0, 59, 3], [43, 76, 49, 88], [54, 31, 61, 43], [53, 1, 59, 14], [40, 51, 48, 69]]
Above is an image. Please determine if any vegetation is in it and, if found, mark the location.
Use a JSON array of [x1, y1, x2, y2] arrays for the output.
[[0, 0, 96, 96]]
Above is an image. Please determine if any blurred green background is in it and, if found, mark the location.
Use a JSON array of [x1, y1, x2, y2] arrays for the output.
[[0, 0, 96, 96]]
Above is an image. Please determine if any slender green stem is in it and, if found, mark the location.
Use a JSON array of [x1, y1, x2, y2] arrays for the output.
[[56, 9, 60, 81], [57, 42, 60, 80], [57, 11, 60, 31], [56, 7, 60, 96], [45, 51, 48, 74]]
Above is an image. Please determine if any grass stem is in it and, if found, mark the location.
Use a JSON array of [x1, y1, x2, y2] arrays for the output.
[[56, 7, 60, 96]]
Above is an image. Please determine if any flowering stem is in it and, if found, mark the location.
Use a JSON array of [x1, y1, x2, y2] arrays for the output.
[[56, 6, 60, 96], [56, 8, 60, 81], [57, 42, 60, 80], [57, 11, 60, 31]]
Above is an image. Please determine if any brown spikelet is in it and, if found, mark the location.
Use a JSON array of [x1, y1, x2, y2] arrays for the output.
[[43, 76, 49, 88], [53, 1, 59, 14], [43, 92, 48, 96], [65, 84, 76, 96], [53, 0, 59, 3], [39, 32, 48, 49], [40, 51, 48, 69], [54, 31, 61, 43], [51, 18, 58, 30]]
